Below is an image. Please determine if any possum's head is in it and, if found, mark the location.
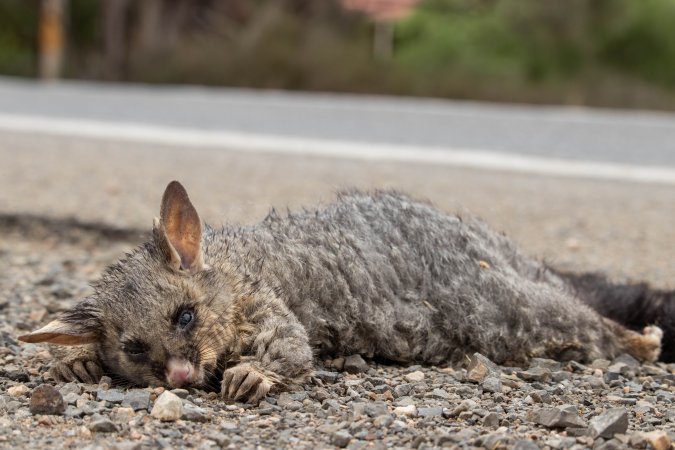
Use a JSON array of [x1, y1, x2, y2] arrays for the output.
[[19, 181, 239, 389]]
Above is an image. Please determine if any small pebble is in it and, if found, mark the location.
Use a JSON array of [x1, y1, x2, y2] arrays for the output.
[[29, 384, 65, 416], [344, 354, 369, 374], [151, 391, 183, 422], [331, 430, 352, 448], [404, 371, 425, 383]]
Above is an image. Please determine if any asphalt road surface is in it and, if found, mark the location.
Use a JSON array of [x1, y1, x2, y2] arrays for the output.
[[1, 76, 675, 168], [0, 76, 673, 284]]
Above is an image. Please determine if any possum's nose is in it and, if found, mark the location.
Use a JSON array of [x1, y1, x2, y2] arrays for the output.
[[166, 357, 194, 387]]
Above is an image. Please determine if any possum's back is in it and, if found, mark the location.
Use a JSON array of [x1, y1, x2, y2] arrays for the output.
[[211, 190, 567, 363]]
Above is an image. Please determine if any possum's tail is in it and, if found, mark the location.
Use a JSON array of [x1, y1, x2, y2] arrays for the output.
[[555, 270, 674, 363]]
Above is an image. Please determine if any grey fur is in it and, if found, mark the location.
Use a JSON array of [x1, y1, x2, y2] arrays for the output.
[[20, 185, 662, 403]]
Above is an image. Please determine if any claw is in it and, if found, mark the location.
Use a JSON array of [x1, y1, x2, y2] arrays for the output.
[[72, 360, 93, 383], [51, 363, 76, 382], [250, 380, 272, 403], [234, 372, 262, 400], [221, 363, 276, 404], [50, 359, 103, 384], [228, 369, 247, 399], [86, 361, 103, 382]]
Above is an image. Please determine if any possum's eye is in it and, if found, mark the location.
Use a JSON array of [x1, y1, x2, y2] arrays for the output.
[[178, 310, 194, 329], [123, 340, 148, 357]]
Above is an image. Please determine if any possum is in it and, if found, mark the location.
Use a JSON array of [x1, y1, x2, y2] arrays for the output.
[[19, 181, 664, 403]]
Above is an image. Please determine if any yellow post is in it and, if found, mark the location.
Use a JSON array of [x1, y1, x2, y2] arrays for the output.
[[39, 0, 65, 80]]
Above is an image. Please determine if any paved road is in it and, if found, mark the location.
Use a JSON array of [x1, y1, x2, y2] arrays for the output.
[[1, 77, 675, 167]]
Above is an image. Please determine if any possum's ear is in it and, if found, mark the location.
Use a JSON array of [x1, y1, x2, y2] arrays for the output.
[[154, 180, 205, 273], [18, 300, 101, 346]]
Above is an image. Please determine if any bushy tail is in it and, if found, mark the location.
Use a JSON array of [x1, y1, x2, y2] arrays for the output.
[[555, 270, 675, 362]]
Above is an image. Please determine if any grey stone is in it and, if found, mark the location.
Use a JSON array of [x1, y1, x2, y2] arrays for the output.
[[122, 390, 151, 411], [530, 358, 562, 371], [393, 383, 412, 398], [582, 375, 606, 390], [207, 433, 230, 447], [89, 417, 119, 433], [612, 354, 640, 368], [62, 392, 80, 405], [394, 396, 415, 407], [595, 439, 625, 450], [80, 400, 104, 416], [467, 353, 500, 383], [96, 388, 124, 404], [322, 399, 341, 412], [314, 370, 339, 383], [481, 376, 502, 393], [331, 430, 352, 448], [438, 428, 477, 444], [568, 361, 587, 372], [366, 401, 388, 417], [530, 405, 586, 428], [278, 391, 308, 407], [170, 388, 189, 399], [531, 390, 552, 404], [590, 359, 611, 370], [429, 388, 451, 399], [552, 371, 573, 382], [4, 370, 29, 383], [513, 440, 540, 450], [604, 371, 622, 383], [589, 408, 629, 439], [483, 412, 500, 428], [545, 437, 577, 449], [284, 400, 303, 411], [311, 388, 330, 402], [29, 384, 65, 415], [447, 399, 478, 417], [182, 403, 209, 422], [111, 442, 142, 450], [517, 367, 552, 382], [59, 383, 82, 397], [482, 433, 513, 449], [373, 414, 393, 427], [417, 407, 443, 418], [257, 400, 281, 415], [344, 354, 369, 374], [220, 420, 239, 431]]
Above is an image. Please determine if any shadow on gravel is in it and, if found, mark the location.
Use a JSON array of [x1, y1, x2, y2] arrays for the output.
[[0, 213, 146, 244]]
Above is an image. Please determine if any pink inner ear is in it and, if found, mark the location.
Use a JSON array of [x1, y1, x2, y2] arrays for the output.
[[159, 181, 203, 272]]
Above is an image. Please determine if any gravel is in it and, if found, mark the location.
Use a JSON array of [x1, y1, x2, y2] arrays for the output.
[[0, 172, 674, 448]]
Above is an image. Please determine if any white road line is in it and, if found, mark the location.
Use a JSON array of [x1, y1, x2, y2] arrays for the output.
[[1, 113, 674, 185]]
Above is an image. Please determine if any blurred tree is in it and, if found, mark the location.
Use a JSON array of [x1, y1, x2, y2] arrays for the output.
[[103, 0, 130, 80], [38, 0, 64, 80]]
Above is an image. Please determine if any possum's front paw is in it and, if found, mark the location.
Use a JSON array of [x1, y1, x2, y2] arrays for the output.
[[50, 356, 103, 384], [220, 363, 278, 404]]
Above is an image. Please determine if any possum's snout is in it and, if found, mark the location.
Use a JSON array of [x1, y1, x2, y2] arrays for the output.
[[166, 357, 196, 387]]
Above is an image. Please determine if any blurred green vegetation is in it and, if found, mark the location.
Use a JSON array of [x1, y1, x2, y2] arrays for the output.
[[3, 0, 675, 109], [0, 0, 37, 76]]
